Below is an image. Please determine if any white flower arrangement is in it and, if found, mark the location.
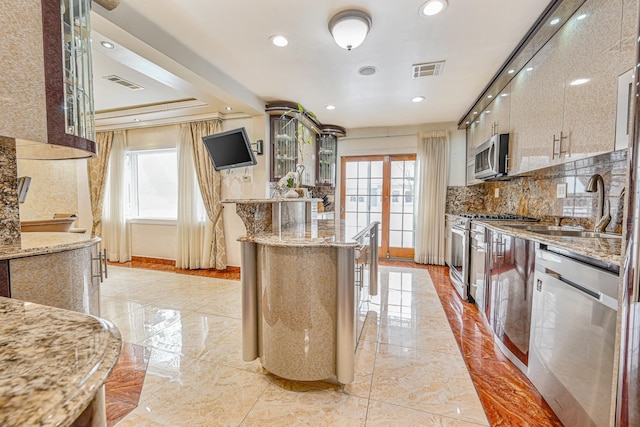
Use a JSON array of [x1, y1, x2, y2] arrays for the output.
[[278, 171, 299, 189]]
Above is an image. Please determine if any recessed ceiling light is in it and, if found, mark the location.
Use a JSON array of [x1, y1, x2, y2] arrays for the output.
[[501, 93, 509, 97], [358, 66, 377, 76], [419, 0, 448, 16], [100, 41, 114, 49], [577, 14, 587, 20], [325, 105, 336, 110], [473, 111, 478, 115], [550, 18, 561, 25], [133, 118, 140, 122], [570, 78, 590, 86], [270, 35, 288, 47], [225, 106, 233, 111], [507, 69, 515, 74], [485, 110, 491, 114], [411, 96, 425, 103], [476, 120, 480, 123], [526, 67, 533, 71], [487, 94, 493, 99]]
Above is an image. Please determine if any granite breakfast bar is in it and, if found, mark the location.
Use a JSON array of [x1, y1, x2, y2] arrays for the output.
[[0, 297, 121, 427], [225, 199, 377, 384], [0, 233, 120, 426]]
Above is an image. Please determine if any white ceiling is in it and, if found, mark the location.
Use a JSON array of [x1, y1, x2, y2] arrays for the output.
[[91, 0, 552, 129]]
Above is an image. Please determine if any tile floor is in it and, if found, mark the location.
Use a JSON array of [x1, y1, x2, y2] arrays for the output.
[[100, 263, 491, 426]]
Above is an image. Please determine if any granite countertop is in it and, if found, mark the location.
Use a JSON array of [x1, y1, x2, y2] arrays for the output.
[[223, 198, 321, 203], [238, 219, 361, 248], [0, 232, 100, 260], [0, 297, 121, 426], [478, 221, 623, 268]]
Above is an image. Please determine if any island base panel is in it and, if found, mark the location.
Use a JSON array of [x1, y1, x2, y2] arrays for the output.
[[258, 245, 337, 381]]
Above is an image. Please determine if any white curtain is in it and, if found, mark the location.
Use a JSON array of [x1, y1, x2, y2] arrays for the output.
[[102, 131, 131, 262], [414, 130, 449, 265], [176, 124, 215, 269]]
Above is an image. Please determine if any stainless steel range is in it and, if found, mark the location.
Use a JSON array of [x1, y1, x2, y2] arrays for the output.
[[446, 213, 538, 302]]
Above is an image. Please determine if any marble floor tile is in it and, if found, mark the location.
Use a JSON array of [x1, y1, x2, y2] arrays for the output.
[[240, 383, 368, 426], [370, 343, 489, 425], [118, 360, 270, 426], [366, 400, 488, 427], [102, 264, 562, 426]]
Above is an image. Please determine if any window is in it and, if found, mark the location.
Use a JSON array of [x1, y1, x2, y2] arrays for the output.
[[128, 149, 178, 219]]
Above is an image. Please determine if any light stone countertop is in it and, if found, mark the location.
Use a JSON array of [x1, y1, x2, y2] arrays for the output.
[[478, 221, 622, 270], [0, 297, 121, 426], [223, 198, 321, 203], [238, 219, 360, 248], [0, 232, 100, 260]]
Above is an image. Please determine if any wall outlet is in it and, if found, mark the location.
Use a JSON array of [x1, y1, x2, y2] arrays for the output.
[[556, 183, 567, 198], [494, 188, 500, 198]]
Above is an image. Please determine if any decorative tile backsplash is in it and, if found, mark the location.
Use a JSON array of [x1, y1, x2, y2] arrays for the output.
[[0, 136, 21, 245], [447, 150, 628, 233]]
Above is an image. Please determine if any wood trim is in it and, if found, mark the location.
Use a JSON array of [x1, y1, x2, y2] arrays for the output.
[[131, 256, 175, 266], [340, 154, 417, 260], [0, 260, 10, 298]]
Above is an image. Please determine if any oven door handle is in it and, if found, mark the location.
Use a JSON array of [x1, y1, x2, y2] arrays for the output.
[[451, 227, 467, 237]]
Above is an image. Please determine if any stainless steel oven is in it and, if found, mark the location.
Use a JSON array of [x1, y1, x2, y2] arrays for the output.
[[447, 215, 470, 300]]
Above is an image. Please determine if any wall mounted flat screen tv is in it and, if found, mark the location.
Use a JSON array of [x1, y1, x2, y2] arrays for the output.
[[202, 127, 257, 171]]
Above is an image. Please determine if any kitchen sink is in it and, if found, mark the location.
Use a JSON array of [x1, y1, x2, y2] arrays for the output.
[[507, 224, 622, 239]]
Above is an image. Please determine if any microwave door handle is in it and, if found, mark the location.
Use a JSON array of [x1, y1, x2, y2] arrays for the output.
[[487, 144, 495, 173]]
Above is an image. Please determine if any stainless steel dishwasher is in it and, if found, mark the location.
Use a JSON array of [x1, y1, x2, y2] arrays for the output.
[[529, 247, 618, 427]]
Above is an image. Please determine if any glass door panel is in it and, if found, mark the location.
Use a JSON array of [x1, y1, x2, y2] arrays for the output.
[[341, 155, 415, 259]]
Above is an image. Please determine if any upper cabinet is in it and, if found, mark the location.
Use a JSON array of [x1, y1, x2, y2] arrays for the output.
[[461, 0, 637, 178], [0, 0, 97, 159], [267, 103, 345, 187]]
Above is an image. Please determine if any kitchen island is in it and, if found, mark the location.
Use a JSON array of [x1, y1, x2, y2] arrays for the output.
[[225, 199, 378, 384], [0, 296, 121, 427], [0, 232, 104, 315]]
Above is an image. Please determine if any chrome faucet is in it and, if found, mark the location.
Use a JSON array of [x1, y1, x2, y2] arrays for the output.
[[585, 174, 611, 232]]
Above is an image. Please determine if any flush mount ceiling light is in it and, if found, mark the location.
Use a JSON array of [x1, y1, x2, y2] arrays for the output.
[[419, 0, 448, 16], [270, 35, 289, 47], [358, 66, 378, 76], [328, 9, 372, 51]]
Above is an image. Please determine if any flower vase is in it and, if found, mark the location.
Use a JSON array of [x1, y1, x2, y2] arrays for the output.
[[284, 188, 299, 198]]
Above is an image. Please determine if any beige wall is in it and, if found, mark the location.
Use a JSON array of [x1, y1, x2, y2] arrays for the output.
[[16, 158, 92, 232]]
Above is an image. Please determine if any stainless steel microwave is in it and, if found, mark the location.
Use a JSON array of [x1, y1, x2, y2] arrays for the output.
[[474, 133, 509, 180]]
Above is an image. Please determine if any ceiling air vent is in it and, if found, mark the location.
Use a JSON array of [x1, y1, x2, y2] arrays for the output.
[[412, 61, 445, 78], [103, 75, 145, 90]]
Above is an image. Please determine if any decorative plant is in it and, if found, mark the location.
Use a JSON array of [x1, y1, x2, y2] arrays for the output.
[[278, 171, 299, 189]]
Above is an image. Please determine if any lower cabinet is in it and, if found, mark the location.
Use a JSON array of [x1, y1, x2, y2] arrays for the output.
[[8, 243, 104, 316], [487, 230, 535, 372]]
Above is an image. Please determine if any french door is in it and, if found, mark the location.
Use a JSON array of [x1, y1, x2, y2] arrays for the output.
[[341, 155, 416, 259]]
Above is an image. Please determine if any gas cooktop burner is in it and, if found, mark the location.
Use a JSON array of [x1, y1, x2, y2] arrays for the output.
[[460, 213, 539, 221]]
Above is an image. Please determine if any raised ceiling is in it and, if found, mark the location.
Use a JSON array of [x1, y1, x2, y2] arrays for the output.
[[91, 0, 552, 129]]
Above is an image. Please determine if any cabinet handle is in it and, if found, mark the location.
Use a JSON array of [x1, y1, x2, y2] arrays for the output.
[[505, 155, 510, 173], [103, 248, 108, 280], [552, 134, 560, 159], [559, 131, 568, 156]]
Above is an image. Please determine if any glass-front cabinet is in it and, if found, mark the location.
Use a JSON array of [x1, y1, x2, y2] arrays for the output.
[[62, 0, 94, 141], [317, 134, 337, 187], [271, 116, 298, 181], [267, 102, 345, 187]]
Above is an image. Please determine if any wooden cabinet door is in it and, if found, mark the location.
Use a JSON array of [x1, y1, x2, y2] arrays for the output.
[[0, 260, 9, 298], [509, 35, 565, 175]]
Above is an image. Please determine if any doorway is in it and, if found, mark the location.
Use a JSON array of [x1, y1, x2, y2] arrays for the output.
[[341, 155, 416, 259]]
